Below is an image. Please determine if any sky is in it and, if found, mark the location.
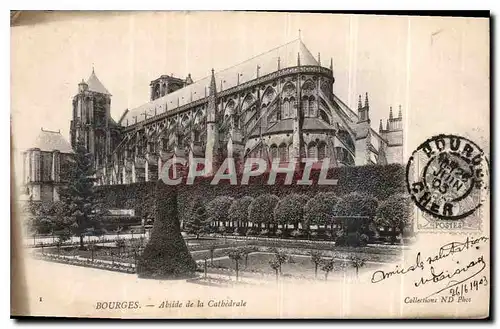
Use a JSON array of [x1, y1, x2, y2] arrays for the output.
[[11, 12, 489, 161]]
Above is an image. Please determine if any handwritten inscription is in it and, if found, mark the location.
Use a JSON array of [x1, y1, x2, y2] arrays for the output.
[[371, 236, 489, 298]]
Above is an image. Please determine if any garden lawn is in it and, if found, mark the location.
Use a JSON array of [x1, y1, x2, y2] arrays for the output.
[[210, 252, 381, 279]]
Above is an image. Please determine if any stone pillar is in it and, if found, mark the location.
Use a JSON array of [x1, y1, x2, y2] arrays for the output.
[[33, 149, 41, 182], [132, 161, 137, 183], [51, 151, 60, 182]]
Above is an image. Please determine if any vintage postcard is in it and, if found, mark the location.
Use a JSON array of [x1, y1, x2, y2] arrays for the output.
[[10, 11, 490, 319]]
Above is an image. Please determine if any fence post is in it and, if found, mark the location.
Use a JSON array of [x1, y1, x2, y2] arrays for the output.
[[204, 258, 207, 278]]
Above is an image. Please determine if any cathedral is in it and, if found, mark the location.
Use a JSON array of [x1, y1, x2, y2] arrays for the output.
[[23, 38, 404, 199]]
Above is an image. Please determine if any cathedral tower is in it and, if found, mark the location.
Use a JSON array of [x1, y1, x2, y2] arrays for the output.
[[70, 68, 112, 168]]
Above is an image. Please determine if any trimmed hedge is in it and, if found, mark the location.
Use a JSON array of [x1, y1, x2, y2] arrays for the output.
[[94, 164, 405, 228], [95, 182, 157, 220], [177, 164, 405, 226]]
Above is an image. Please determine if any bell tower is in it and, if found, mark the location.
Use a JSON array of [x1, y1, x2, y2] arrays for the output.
[[70, 68, 112, 168]]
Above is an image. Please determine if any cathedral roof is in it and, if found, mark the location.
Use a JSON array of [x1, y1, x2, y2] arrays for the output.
[[31, 129, 73, 153], [121, 39, 319, 127], [86, 69, 111, 95]]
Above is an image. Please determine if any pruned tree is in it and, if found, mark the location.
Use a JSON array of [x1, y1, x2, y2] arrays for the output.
[[241, 245, 258, 267], [320, 258, 335, 281], [228, 196, 254, 230], [206, 196, 234, 228], [226, 247, 245, 281], [269, 258, 281, 282], [309, 250, 324, 278], [375, 193, 412, 244], [273, 193, 310, 235], [350, 256, 367, 278], [248, 194, 279, 230], [304, 192, 340, 236], [335, 193, 378, 246], [269, 248, 293, 275]]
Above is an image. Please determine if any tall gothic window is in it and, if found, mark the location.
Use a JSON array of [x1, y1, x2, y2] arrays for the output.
[[290, 97, 296, 117], [317, 142, 326, 160], [283, 99, 290, 119], [270, 144, 278, 160], [307, 142, 318, 160], [309, 96, 316, 117], [279, 143, 288, 162], [302, 96, 309, 116]]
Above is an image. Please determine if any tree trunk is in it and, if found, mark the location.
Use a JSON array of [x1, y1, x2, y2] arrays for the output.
[[79, 234, 84, 249], [392, 226, 397, 245], [245, 254, 249, 267], [315, 264, 318, 278], [356, 267, 359, 278], [325, 272, 329, 281], [275, 269, 279, 282], [235, 261, 239, 281]]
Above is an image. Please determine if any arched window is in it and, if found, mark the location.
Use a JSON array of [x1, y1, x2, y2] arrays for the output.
[[307, 142, 318, 160], [290, 97, 296, 117], [154, 85, 161, 99], [317, 142, 326, 160], [302, 96, 309, 116], [194, 130, 201, 142], [309, 96, 316, 117], [279, 143, 288, 162], [270, 144, 278, 160], [283, 98, 290, 118]]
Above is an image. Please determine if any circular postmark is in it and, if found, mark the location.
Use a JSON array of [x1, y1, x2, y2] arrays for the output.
[[406, 134, 489, 220]]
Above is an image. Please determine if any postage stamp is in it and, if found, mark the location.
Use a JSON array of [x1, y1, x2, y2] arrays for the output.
[[406, 134, 489, 233]]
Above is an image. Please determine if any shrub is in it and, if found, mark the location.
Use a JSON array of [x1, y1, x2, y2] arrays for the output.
[[273, 193, 310, 230], [259, 229, 270, 237], [290, 229, 305, 239], [246, 228, 257, 237]]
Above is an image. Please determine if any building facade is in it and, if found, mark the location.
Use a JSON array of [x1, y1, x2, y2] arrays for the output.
[[28, 39, 404, 189], [22, 129, 74, 201]]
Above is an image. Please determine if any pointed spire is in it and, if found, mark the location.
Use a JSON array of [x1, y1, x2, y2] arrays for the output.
[[389, 106, 394, 120], [209, 68, 216, 96], [364, 92, 369, 109], [379, 119, 383, 132], [298, 29, 302, 40], [330, 57, 333, 71], [386, 119, 390, 131], [398, 105, 402, 118], [317, 52, 321, 65], [357, 95, 362, 110], [277, 56, 281, 70], [297, 52, 301, 66]]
